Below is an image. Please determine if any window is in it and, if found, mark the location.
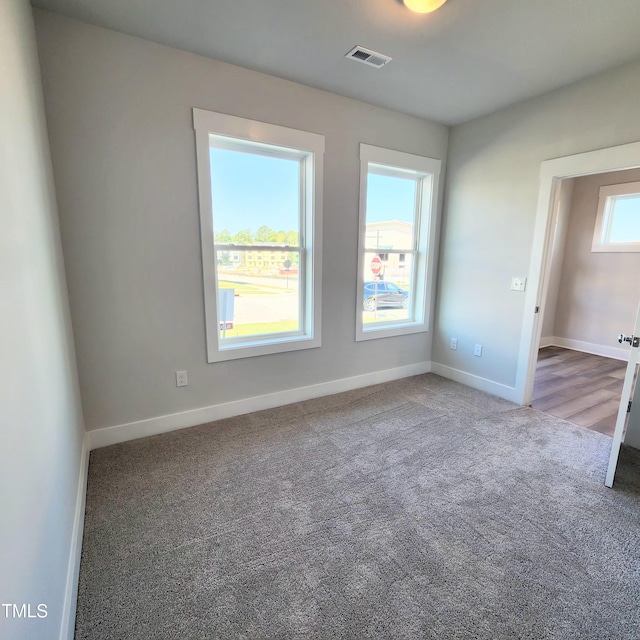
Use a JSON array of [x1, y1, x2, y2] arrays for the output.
[[193, 109, 324, 362], [356, 144, 441, 341], [592, 181, 640, 252]]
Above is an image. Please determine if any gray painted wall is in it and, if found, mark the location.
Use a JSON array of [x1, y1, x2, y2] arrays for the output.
[[33, 11, 448, 432], [551, 169, 640, 348], [435, 58, 640, 389], [0, 2, 85, 639]]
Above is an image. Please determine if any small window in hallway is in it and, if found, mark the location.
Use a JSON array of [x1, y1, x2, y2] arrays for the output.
[[592, 181, 640, 252]]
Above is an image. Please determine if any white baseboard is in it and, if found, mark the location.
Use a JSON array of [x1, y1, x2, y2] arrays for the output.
[[88, 362, 432, 449], [544, 337, 630, 361], [60, 434, 89, 640], [539, 336, 554, 348], [430, 362, 520, 404]]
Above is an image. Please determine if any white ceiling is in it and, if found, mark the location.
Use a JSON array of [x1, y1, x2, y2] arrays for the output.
[[31, 0, 640, 125]]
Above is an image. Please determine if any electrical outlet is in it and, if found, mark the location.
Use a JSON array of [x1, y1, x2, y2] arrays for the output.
[[450, 338, 458, 350], [176, 370, 188, 387], [474, 344, 483, 357], [511, 277, 527, 292]]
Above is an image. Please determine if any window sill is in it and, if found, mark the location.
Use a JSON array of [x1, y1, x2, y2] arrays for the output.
[[208, 334, 321, 363], [356, 321, 429, 342]]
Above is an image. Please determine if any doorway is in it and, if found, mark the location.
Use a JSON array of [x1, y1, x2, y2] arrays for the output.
[[528, 167, 640, 436], [515, 141, 640, 462]]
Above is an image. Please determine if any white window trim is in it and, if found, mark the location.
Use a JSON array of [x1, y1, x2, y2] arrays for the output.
[[193, 108, 324, 362], [356, 144, 441, 342], [592, 181, 640, 253]]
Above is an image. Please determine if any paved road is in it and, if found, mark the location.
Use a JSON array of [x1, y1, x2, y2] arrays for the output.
[[220, 272, 299, 291], [233, 292, 299, 324], [230, 293, 407, 326], [221, 273, 408, 326]]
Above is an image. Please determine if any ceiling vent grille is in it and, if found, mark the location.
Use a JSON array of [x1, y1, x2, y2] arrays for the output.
[[345, 45, 392, 69]]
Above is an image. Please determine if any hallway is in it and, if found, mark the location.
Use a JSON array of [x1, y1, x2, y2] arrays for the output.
[[531, 347, 626, 437]]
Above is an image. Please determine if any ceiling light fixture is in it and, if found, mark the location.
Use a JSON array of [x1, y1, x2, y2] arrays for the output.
[[403, 0, 448, 13]]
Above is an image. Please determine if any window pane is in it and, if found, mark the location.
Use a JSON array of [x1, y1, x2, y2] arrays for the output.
[[356, 144, 440, 342], [217, 251, 300, 340], [210, 147, 300, 246], [362, 252, 413, 326], [609, 195, 640, 243], [364, 172, 418, 251]]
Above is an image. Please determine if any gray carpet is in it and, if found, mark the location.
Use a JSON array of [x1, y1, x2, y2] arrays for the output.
[[75, 374, 640, 640]]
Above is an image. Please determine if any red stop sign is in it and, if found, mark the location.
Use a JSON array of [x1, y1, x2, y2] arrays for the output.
[[370, 256, 382, 275]]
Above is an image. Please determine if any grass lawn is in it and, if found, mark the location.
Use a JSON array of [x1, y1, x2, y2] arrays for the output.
[[218, 280, 281, 295]]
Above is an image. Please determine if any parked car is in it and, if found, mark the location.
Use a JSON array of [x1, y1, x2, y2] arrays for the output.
[[363, 281, 409, 311]]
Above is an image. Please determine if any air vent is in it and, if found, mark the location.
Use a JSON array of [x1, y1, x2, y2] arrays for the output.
[[345, 45, 392, 69]]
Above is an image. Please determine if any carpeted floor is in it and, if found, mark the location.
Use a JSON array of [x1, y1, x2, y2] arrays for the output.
[[75, 374, 640, 640]]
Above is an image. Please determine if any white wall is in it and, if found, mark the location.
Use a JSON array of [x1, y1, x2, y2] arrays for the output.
[[0, 2, 86, 639], [33, 11, 448, 435], [435, 58, 640, 391]]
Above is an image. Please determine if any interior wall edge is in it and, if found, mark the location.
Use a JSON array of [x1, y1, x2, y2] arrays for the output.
[[1, 2, 87, 638], [430, 362, 520, 404]]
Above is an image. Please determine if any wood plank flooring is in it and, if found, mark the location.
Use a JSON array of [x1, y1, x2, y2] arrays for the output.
[[531, 346, 625, 437]]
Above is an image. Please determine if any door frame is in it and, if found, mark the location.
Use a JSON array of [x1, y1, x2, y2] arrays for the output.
[[515, 140, 640, 406]]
